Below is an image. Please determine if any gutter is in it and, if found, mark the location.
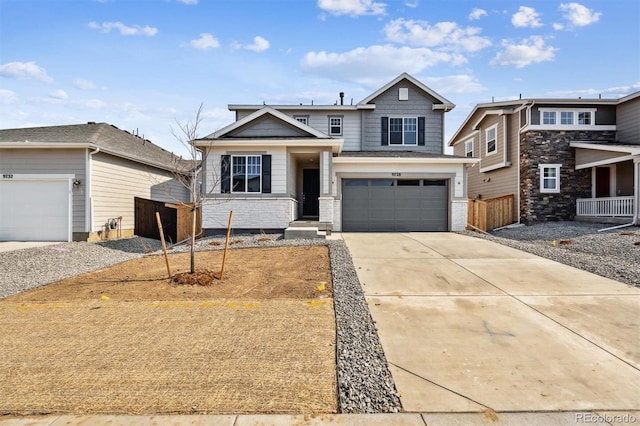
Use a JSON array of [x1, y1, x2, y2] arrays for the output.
[[87, 146, 100, 234]]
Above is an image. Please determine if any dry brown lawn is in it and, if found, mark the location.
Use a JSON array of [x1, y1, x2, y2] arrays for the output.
[[0, 246, 337, 415]]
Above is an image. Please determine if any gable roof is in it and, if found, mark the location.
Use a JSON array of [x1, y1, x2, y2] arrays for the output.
[[0, 122, 192, 172], [358, 72, 455, 111], [199, 106, 331, 140]]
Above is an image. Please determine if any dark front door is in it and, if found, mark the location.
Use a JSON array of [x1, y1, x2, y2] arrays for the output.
[[595, 167, 610, 197], [302, 169, 320, 217]]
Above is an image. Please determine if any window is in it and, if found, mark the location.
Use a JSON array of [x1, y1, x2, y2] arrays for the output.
[[389, 117, 417, 145], [560, 111, 573, 125], [465, 140, 474, 157], [294, 116, 308, 125], [329, 116, 342, 135], [486, 126, 497, 155], [578, 112, 591, 125], [232, 155, 261, 193], [543, 111, 556, 125], [539, 164, 561, 193]]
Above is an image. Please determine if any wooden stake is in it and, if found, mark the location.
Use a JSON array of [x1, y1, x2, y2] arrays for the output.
[[220, 210, 233, 280], [156, 212, 171, 278]]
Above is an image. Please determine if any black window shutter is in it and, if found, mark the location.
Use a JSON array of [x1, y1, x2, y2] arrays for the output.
[[381, 117, 388, 145], [418, 117, 425, 146], [221, 155, 231, 193], [261, 155, 271, 193]]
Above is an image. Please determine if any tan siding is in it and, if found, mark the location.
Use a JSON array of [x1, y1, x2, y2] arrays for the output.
[[617, 97, 640, 143], [91, 153, 189, 232], [478, 115, 504, 169], [0, 148, 86, 232], [575, 148, 627, 166]]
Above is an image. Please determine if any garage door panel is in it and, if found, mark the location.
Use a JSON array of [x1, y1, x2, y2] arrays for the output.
[[342, 179, 449, 232], [0, 180, 70, 241]]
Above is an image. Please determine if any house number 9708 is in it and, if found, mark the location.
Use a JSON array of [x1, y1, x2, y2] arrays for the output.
[[2, 174, 13, 179]]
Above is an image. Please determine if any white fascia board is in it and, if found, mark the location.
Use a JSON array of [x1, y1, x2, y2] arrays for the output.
[[521, 124, 617, 133], [332, 156, 479, 165], [575, 155, 635, 170], [471, 109, 515, 131], [570, 142, 640, 155], [201, 138, 344, 153], [228, 104, 360, 111], [449, 130, 480, 147]]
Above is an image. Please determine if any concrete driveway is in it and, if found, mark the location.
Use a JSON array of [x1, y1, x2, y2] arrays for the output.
[[341, 232, 640, 415], [0, 241, 58, 253]]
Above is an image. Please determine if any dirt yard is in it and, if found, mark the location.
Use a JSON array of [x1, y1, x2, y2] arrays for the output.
[[0, 245, 337, 415]]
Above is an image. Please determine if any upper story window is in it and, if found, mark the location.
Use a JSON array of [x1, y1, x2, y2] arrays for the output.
[[538, 108, 596, 127], [465, 140, 474, 157], [543, 111, 556, 125], [329, 116, 342, 136], [294, 116, 308, 125], [486, 125, 497, 155], [389, 117, 417, 145]]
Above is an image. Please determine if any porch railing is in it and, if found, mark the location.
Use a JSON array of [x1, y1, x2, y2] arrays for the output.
[[576, 196, 635, 217]]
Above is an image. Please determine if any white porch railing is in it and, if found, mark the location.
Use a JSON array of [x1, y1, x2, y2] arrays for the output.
[[576, 196, 635, 217]]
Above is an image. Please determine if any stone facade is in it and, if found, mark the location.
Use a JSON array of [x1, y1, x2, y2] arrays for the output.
[[519, 130, 615, 223]]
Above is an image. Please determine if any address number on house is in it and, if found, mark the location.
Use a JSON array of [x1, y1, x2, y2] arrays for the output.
[[2, 174, 14, 179], [391, 173, 402, 177]]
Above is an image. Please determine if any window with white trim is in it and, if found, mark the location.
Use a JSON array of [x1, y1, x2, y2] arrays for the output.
[[232, 155, 261, 193], [486, 126, 497, 155], [389, 117, 417, 145], [329, 116, 342, 135], [294, 116, 308, 125], [465, 140, 474, 157], [538, 108, 596, 126], [543, 111, 556, 125], [560, 111, 573, 125], [578, 111, 592, 125], [539, 164, 561, 193]]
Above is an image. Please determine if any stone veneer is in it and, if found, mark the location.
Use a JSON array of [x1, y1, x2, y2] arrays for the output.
[[519, 130, 615, 223]]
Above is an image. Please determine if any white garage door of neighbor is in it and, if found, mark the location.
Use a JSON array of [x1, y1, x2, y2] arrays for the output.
[[0, 179, 71, 241]]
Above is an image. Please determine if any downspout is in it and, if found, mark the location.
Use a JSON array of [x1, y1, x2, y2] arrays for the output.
[[598, 157, 639, 231], [87, 146, 100, 236]]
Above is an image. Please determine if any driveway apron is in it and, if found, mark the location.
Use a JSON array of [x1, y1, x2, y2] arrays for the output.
[[341, 232, 640, 413]]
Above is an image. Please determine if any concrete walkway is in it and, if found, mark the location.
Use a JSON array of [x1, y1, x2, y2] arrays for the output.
[[341, 232, 640, 418]]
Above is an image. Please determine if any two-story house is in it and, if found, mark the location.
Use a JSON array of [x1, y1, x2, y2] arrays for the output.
[[194, 73, 478, 234], [449, 92, 640, 226]]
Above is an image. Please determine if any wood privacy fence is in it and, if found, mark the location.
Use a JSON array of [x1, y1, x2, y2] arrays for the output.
[[467, 194, 515, 232], [134, 197, 201, 244]]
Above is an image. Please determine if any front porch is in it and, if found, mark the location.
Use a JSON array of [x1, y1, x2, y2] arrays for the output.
[[576, 196, 635, 223]]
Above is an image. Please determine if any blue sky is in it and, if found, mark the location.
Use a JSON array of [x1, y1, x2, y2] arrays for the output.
[[1, 0, 638, 157]]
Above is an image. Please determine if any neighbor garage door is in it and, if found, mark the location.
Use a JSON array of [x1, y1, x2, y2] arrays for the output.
[[342, 179, 448, 232], [0, 178, 71, 241]]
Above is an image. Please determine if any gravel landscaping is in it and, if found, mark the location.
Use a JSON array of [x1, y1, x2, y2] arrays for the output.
[[462, 221, 640, 288]]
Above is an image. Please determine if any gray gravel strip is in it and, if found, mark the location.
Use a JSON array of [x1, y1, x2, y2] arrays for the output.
[[462, 221, 640, 288], [0, 234, 402, 414]]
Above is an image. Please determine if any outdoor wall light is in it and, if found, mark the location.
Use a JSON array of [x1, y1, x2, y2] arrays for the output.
[[73, 179, 81, 189]]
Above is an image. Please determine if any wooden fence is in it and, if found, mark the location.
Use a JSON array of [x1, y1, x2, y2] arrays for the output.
[[134, 197, 201, 244], [467, 194, 515, 232]]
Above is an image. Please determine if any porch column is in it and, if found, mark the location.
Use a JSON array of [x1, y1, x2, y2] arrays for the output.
[[319, 150, 334, 231], [634, 157, 640, 224]]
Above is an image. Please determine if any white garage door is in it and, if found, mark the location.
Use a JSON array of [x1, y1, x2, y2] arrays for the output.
[[0, 178, 71, 241]]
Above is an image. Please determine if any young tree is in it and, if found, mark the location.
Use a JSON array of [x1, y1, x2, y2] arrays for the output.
[[170, 103, 206, 274]]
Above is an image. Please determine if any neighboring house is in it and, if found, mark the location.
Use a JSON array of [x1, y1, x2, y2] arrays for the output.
[[194, 73, 478, 234], [0, 123, 191, 242], [449, 92, 640, 225]]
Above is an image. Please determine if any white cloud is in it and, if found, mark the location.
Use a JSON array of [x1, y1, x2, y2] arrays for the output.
[[0, 89, 17, 103], [0, 61, 53, 83], [317, 0, 386, 16], [245, 36, 270, 52], [559, 2, 601, 27], [552, 23, 564, 30], [383, 19, 491, 53], [73, 78, 97, 90], [88, 21, 158, 36], [469, 8, 487, 21], [423, 75, 487, 94], [189, 33, 220, 50], [512, 6, 542, 28], [301, 45, 465, 85], [547, 82, 640, 98], [177, 0, 197, 4], [49, 89, 69, 100], [490, 36, 557, 68], [405, 1, 418, 8]]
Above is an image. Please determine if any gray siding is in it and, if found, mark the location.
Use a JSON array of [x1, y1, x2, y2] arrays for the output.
[[362, 81, 444, 154], [91, 153, 189, 232], [229, 116, 308, 138], [617, 97, 640, 143], [0, 148, 86, 233]]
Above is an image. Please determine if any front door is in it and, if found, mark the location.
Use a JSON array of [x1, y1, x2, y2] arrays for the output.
[[595, 167, 611, 197], [302, 169, 320, 217]]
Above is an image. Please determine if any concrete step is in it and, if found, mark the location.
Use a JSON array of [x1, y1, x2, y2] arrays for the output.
[[284, 226, 326, 240]]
